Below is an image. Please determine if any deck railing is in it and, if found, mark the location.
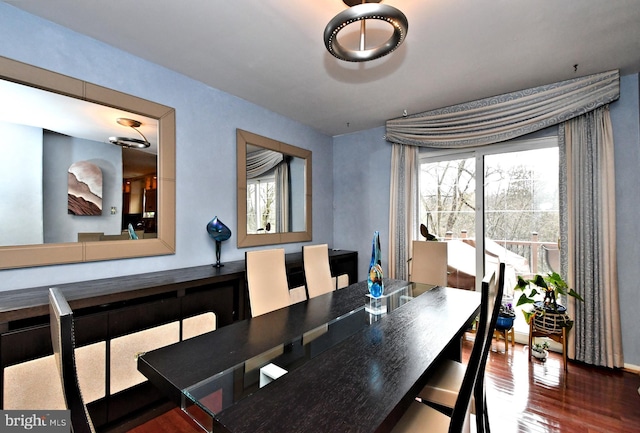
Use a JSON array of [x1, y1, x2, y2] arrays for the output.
[[444, 231, 559, 277]]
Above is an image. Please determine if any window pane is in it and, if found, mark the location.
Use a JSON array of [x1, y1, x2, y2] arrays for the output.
[[420, 157, 476, 239], [420, 157, 477, 290], [246, 178, 275, 234], [258, 181, 276, 231], [485, 147, 559, 333], [247, 184, 257, 233]]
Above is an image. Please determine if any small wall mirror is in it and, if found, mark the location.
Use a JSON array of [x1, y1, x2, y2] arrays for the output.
[[0, 55, 176, 269], [237, 129, 312, 247]]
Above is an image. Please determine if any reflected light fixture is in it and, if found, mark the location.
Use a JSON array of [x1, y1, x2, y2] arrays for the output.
[[109, 117, 150, 149], [324, 0, 408, 62]]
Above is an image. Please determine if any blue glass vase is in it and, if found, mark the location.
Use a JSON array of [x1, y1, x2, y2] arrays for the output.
[[367, 231, 384, 298], [206, 216, 232, 268]]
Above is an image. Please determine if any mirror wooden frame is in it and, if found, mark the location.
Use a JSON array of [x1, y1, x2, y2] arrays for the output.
[[237, 129, 312, 247], [0, 55, 176, 269]]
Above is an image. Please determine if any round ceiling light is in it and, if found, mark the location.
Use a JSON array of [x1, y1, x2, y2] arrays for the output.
[[324, 1, 408, 62], [108, 118, 151, 149]]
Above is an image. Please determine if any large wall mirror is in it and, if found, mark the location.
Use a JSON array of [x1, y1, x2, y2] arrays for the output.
[[237, 129, 311, 247], [0, 55, 176, 269]]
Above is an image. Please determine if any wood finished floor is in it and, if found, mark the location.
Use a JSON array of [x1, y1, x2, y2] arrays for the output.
[[127, 338, 640, 433]]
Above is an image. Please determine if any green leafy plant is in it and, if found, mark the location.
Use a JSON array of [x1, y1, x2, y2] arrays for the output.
[[531, 340, 550, 353], [514, 272, 584, 324]]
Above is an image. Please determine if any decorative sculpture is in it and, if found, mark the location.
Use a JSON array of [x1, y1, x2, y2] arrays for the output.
[[420, 223, 437, 241], [206, 216, 232, 268], [367, 231, 384, 298]]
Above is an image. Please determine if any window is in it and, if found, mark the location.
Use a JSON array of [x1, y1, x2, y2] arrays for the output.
[[246, 175, 276, 234], [419, 136, 559, 335]]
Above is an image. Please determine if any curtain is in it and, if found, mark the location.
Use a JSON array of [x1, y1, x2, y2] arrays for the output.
[[247, 149, 289, 232], [275, 159, 290, 232], [385, 70, 619, 148], [385, 72, 623, 368], [388, 143, 419, 279], [562, 106, 623, 368], [246, 149, 283, 179]]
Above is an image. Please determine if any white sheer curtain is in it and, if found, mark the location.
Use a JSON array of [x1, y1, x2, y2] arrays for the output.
[[246, 149, 283, 179], [563, 106, 623, 368], [275, 161, 290, 233], [388, 143, 419, 279]]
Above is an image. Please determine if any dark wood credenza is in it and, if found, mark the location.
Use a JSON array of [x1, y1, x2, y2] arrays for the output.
[[0, 249, 357, 431]]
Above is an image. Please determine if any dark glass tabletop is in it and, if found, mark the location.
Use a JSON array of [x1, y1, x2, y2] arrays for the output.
[[138, 280, 481, 433], [181, 282, 435, 427]]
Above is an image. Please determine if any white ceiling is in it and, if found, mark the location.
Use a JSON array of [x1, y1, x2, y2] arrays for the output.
[[6, 0, 640, 137], [0, 75, 159, 178], [0, 78, 158, 149]]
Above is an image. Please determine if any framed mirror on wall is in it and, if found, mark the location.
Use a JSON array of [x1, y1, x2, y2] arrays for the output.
[[0, 55, 176, 269], [236, 129, 312, 247]]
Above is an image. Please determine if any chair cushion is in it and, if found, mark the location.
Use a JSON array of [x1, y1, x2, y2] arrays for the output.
[[390, 401, 452, 433], [418, 359, 476, 413]]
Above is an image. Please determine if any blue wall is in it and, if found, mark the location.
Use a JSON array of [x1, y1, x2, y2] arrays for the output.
[[610, 74, 640, 368], [333, 127, 391, 278], [0, 3, 333, 291]]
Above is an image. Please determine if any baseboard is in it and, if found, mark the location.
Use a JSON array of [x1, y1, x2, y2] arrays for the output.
[[623, 363, 640, 374]]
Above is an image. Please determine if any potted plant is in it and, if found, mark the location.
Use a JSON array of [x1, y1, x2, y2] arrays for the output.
[[496, 302, 516, 330], [514, 271, 584, 332], [531, 340, 550, 360]]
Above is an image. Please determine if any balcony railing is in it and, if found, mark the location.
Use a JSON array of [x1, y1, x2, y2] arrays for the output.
[[444, 231, 559, 278]]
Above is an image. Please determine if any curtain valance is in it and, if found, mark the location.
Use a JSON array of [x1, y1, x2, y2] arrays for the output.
[[385, 70, 619, 148], [246, 149, 283, 179]]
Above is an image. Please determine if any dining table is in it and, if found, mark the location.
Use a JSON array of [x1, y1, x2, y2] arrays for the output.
[[137, 278, 481, 433]]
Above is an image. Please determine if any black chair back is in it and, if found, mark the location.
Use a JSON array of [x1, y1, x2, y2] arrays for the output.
[[474, 262, 506, 433], [49, 288, 96, 433], [448, 263, 504, 433]]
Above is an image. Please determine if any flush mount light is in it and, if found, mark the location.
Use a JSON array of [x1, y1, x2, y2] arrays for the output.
[[324, 0, 408, 62], [109, 118, 150, 149]]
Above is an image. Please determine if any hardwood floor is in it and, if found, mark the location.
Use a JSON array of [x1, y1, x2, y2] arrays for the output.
[[480, 339, 640, 432], [127, 339, 640, 433], [126, 406, 199, 433]]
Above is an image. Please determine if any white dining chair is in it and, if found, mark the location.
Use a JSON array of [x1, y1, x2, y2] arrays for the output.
[[246, 248, 299, 317], [408, 240, 449, 286], [303, 244, 336, 298]]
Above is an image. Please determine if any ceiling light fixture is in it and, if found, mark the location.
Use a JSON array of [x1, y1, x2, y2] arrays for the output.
[[324, 0, 408, 62], [109, 118, 150, 149]]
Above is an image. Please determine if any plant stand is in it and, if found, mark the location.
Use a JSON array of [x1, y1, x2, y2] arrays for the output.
[[532, 302, 572, 333], [494, 327, 515, 354], [494, 315, 515, 354], [528, 319, 568, 372]]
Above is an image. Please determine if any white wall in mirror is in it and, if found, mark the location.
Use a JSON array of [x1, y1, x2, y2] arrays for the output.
[[0, 121, 43, 246]]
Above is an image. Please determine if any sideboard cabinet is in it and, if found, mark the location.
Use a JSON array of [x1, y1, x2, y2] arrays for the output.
[[0, 249, 357, 431]]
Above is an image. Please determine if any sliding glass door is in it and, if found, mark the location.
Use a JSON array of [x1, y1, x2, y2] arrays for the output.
[[419, 137, 560, 335]]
